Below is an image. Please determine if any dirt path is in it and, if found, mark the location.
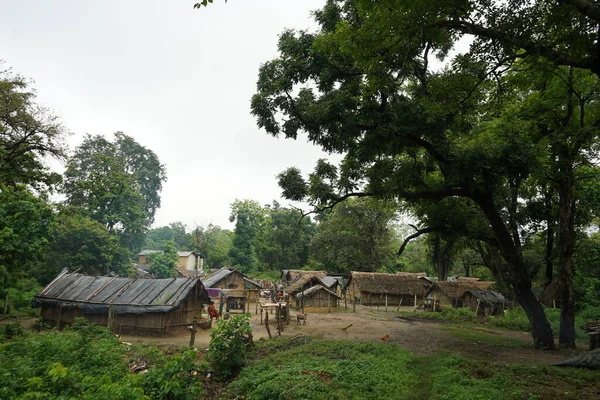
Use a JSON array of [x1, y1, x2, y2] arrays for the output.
[[119, 305, 582, 365]]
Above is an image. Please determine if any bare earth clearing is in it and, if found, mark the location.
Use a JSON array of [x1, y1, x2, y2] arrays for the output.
[[118, 305, 584, 366]]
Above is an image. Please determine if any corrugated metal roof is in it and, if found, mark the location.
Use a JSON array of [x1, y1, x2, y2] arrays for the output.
[[138, 250, 162, 256], [32, 271, 210, 314], [177, 251, 195, 257], [465, 290, 506, 304], [202, 268, 233, 288], [321, 276, 340, 288]]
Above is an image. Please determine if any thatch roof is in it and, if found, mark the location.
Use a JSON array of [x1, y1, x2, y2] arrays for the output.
[[295, 284, 341, 300], [396, 272, 427, 278], [281, 270, 327, 282], [463, 290, 506, 304], [426, 280, 494, 300], [538, 281, 559, 307], [286, 274, 327, 293], [350, 271, 431, 296], [32, 270, 210, 314]]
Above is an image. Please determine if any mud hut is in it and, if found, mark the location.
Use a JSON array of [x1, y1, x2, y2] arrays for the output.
[[32, 271, 211, 332], [425, 280, 494, 310], [461, 290, 507, 316], [347, 272, 431, 306], [538, 280, 560, 308], [295, 285, 341, 309]]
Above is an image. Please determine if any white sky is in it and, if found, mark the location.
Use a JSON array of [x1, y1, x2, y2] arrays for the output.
[[0, 0, 336, 230]]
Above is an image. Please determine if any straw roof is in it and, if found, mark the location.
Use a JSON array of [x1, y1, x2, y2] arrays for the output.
[[396, 272, 427, 278], [286, 274, 327, 293], [281, 269, 327, 282], [426, 280, 494, 300], [350, 271, 431, 296]]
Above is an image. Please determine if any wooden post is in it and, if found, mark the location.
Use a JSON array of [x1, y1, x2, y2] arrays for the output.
[[255, 291, 258, 315], [260, 307, 263, 324], [397, 298, 402, 312], [553, 300, 556, 309], [286, 303, 290, 325], [57, 303, 62, 331], [276, 305, 281, 336], [107, 303, 114, 332], [3, 291, 8, 315], [344, 293, 347, 310], [352, 286, 356, 313], [475, 299, 481, 316], [328, 295, 331, 313], [189, 318, 197, 348], [413, 293, 417, 312], [385, 295, 388, 311], [265, 311, 272, 339], [301, 289, 305, 314]]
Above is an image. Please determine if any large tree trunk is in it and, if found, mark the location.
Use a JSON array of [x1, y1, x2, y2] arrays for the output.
[[556, 162, 576, 348], [476, 194, 555, 349], [544, 192, 555, 287]]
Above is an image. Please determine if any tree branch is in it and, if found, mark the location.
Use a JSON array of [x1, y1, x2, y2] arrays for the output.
[[397, 225, 440, 256], [561, 0, 600, 23]]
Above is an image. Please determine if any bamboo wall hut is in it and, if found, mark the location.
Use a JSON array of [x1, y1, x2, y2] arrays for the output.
[[281, 270, 328, 284], [425, 280, 494, 310], [32, 271, 211, 332], [538, 280, 560, 308], [347, 272, 431, 306], [295, 285, 341, 309], [461, 290, 507, 316], [285, 274, 328, 296], [202, 268, 262, 303]]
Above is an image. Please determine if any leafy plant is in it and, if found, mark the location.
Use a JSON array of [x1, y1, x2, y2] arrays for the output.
[[206, 313, 253, 379], [142, 350, 204, 399]]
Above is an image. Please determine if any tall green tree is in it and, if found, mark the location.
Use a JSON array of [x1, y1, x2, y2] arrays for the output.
[[251, 0, 565, 348], [0, 67, 67, 190], [309, 197, 398, 272], [228, 200, 265, 273], [145, 222, 192, 251], [39, 207, 131, 283], [63, 132, 166, 253], [255, 201, 316, 271]]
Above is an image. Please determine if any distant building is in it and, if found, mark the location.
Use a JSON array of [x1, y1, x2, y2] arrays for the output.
[[137, 250, 203, 277]]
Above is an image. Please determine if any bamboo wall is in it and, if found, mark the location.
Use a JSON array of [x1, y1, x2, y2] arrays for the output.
[[295, 290, 339, 308]]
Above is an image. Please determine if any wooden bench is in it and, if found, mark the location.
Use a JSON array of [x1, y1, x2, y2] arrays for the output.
[[582, 320, 600, 350]]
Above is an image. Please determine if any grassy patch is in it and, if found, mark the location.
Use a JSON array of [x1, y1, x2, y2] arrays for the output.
[[227, 338, 600, 399], [438, 325, 530, 348]]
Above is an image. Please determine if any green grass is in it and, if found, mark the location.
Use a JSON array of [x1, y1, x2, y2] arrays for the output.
[[438, 325, 530, 348], [227, 337, 600, 400]]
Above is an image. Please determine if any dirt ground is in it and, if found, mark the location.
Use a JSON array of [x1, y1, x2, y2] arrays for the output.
[[117, 304, 584, 366]]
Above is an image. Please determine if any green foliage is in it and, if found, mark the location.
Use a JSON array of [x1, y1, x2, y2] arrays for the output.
[[63, 132, 166, 253], [206, 313, 253, 379], [439, 307, 478, 323], [0, 185, 53, 283], [142, 349, 204, 399], [3, 277, 41, 316], [0, 323, 25, 340], [0, 66, 67, 189], [144, 222, 192, 251], [229, 341, 417, 399], [228, 199, 265, 272], [310, 198, 399, 272], [39, 207, 132, 283], [490, 307, 591, 339], [147, 240, 179, 278], [200, 224, 233, 269]]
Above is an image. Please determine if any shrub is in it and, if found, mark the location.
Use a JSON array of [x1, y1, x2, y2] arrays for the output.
[[142, 350, 204, 399], [440, 307, 478, 323], [206, 313, 253, 379]]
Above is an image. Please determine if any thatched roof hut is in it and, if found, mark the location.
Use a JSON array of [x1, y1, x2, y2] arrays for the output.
[[538, 280, 560, 308], [347, 272, 431, 306], [425, 280, 494, 309], [281, 270, 327, 284], [32, 270, 211, 332], [201, 267, 262, 303], [461, 290, 507, 316], [286, 274, 328, 294]]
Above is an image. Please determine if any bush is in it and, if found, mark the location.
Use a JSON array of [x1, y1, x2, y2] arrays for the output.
[[490, 307, 531, 331], [206, 313, 253, 379], [142, 349, 205, 399], [491, 307, 590, 339], [440, 307, 478, 323]]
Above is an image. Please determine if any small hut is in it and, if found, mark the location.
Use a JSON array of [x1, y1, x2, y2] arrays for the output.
[[281, 270, 328, 285], [461, 290, 507, 316], [32, 271, 211, 332], [347, 272, 431, 306], [286, 274, 328, 297], [538, 281, 560, 308], [425, 280, 494, 310], [202, 268, 262, 310], [295, 285, 341, 309]]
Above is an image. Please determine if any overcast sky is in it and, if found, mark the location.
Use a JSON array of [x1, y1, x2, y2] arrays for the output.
[[0, 0, 337, 230]]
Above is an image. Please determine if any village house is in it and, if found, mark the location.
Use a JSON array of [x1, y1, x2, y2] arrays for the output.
[[347, 271, 431, 306], [201, 268, 262, 312], [295, 284, 341, 309], [461, 289, 507, 316], [137, 250, 203, 277], [425, 280, 494, 310], [32, 270, 211, 332]]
